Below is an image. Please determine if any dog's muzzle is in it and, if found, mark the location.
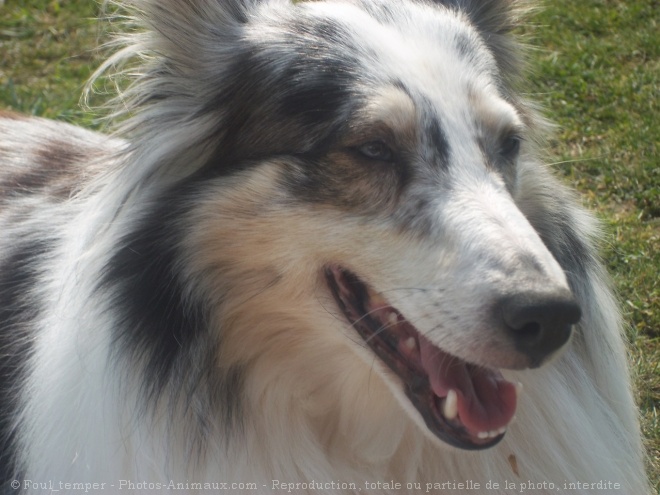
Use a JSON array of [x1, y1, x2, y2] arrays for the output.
[[325, 265, 581, 450]]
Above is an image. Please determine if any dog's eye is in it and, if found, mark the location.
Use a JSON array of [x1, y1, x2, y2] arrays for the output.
[[500, 135, 522, 160], [357, 141, 393, 162]]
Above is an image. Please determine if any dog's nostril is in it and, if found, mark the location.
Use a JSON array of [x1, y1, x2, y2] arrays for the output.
[[501, 290, 581, 367]]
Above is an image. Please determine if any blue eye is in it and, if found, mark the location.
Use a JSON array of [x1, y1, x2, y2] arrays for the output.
[[358, 141, 393, 162], [500, 135, 521, 160]]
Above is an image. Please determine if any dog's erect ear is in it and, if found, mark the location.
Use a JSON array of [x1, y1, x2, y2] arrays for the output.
[[429, 0, 517, 34], [428, 0, 524, 82], [102, 0, 298, 87], [100, 0, 295, 112], [133, 0, 280, 25], [93, 0, 295, 181], [127, 0, 286, 59]]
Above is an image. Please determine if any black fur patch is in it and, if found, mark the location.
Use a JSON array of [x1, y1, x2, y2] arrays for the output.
[[100, 182, 245, 432], [102, 193, 208, 397]]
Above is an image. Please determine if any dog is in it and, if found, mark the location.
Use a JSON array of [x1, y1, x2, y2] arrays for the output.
[[0, 0, 650, 493]]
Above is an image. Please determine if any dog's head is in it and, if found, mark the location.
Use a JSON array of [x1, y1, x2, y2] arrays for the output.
[[111, 0, 581, 451]]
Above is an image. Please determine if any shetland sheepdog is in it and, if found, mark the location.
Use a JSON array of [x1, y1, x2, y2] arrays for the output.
[[0, 0, 649, 493]]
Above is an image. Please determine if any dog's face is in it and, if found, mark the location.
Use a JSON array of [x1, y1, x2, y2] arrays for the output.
[[142, 0, 581, 451]]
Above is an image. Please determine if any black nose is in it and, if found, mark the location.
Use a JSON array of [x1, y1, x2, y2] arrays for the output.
[[501, 289, 581, 367]]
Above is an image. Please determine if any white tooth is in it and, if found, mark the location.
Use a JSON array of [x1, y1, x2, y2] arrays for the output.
[[387, 312, 398, 326], [404, 336, 417, 350], [443, 390, 458, 420], [498, 426, 507, 435], [489, 430, 500, 438], [477, 431, 489, 440]]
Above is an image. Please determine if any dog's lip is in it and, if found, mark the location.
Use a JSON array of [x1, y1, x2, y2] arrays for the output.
[[325, 265, 518, 450]]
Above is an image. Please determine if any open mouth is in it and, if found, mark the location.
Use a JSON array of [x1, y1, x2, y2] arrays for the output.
[[325, 265, 520, 450]]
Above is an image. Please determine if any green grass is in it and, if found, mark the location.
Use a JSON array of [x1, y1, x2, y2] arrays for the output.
[[0, 0, 103, 125], [2, 0, 659, 490]]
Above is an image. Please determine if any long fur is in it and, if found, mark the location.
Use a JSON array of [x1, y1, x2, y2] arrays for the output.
[[0, 0, 650, 493]]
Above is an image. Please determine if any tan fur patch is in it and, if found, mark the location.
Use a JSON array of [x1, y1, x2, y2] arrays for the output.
[[352, 86, 418, 148]]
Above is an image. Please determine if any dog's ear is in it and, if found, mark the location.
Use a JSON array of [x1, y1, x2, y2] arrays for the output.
[[99, 0, 295, 112], [134, 0, 280, 25], [125, 0, 285, 64], [429, 0, 517, 34], [92, 0, 295, 182], [429, 0, 525, 82]]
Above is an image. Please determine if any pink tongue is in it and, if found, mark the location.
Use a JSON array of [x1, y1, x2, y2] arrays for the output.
[[419, 335, 517, 434]]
